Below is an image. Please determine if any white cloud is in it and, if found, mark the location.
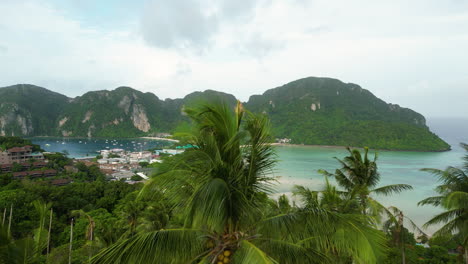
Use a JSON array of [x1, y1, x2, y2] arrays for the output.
[[0, 0, 467, 118]]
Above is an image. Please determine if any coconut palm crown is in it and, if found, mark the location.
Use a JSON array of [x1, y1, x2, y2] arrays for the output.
[[91, 101, 387, 264], [419, 143, 468, 263], [320, 147, 413, 217]]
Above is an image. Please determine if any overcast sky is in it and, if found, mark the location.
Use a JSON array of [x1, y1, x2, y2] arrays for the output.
[[0, 0, 467, 118]]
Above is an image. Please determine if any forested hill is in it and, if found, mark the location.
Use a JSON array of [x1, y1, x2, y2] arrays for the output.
[[0, 78, 450, 151], [245, 77, 450, 151]]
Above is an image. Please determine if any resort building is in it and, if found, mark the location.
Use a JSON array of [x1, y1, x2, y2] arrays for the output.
[[0, 146, 44, 165]]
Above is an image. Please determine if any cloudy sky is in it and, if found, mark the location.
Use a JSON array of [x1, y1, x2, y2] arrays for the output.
[[0, 0, 467, 118]]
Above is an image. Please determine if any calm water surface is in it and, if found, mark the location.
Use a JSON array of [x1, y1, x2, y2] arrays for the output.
[[29, 137, 172, 158], [30, 118, 468, 233]]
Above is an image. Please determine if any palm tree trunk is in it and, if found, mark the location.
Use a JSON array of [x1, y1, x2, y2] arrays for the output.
[[401, 244, 406, 264], [8, 204, 12, 236], [47, 208, 53, 260], [464, 247, 467, 264], [399, 212, 405, 264], [361, 196, 367, 215], [69, 218, 74, 264], [2, 207, 5, 225], [89, 221, 94, 262]]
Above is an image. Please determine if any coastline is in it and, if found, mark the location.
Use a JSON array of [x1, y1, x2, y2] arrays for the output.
[[26, 136, 449, 152]]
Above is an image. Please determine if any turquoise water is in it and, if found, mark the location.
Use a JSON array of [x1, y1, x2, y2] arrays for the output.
[[29, 118, 468, 233], [272, 145, 463, 233], [271, 118, 468, 233]]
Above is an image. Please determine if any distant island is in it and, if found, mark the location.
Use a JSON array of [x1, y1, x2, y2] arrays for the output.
[[0, 77, 450, 151]]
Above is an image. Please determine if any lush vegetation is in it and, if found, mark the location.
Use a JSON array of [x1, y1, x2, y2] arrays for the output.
[[0, 77, 450, 151], [0, 136, 42, 152], [246, 77, 450, 151], [0, 101, 465, 263], [0, 84, 69, 136]]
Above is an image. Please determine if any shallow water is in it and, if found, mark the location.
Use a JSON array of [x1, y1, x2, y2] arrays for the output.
[[271, 117, 468, 233]]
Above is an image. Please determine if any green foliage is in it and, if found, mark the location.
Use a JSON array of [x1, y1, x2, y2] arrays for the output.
[[43, 153, 71, 169], [0, 84, 69, 137], [11, 163, 22, 173], [246, 77, 450, 151], [92, 101, 388, 264], [138, 161, 149, 168], [130, 175, 143, 181], [320, 147, 412, 217], [419, 143, 468, 255], [0, 136, 42, 152]]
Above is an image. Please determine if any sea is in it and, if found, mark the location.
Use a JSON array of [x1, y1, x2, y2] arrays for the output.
[[29, 117, 468, 234]]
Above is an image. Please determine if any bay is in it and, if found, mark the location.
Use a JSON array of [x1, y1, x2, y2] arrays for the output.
[[28, 137, 173, 158], [29, 117, 468, 234]]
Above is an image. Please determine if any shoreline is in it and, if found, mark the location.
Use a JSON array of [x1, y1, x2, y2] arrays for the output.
[[271, 143, 451, 153], [139, 137, 180, 143]]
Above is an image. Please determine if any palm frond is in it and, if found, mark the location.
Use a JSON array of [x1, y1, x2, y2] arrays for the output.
[[423, 208, 463, 229], [417, 196, 444, 206], [185, 178, 230, 232], [372, 184, 413, 196], [91, 229, 205, 264], [254, 238, 328, 264], [231, 240, 276, 264]]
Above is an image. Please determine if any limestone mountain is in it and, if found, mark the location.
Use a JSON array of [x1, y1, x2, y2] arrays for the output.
[[57, 87, 236, 138], [0, 77, 451, 151], [0, 84, 69, 136], [246, 77, 450, 151]]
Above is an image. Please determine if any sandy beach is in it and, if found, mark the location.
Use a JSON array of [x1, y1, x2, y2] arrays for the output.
[[139, 136, 180, 143]]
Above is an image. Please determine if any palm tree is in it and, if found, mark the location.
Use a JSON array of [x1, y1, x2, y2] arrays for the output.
[[293, 177, 360, 214], [418, 143, 468, 264], [72, 210, 96, 261], [383, 206, 426, 264], [0, 223, 35, 264], [320, 147, 412, 218], [92, 101, 386, 264], [117, 200, 145, 238], [32, 200, 52, 259], [292, 180, 385, 263]]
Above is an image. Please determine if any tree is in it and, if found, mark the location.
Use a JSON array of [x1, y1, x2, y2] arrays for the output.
[[293, 177, 360, 214], [0, 223, 36, 264], [31, 200, 52, 259], [130, 175, 143, 181], [382, 206, 425, 264], [320, 147, 412, 218], [72, 210, 96, 262], [419, 143, 468, 264], [292, 180, 385, 263], [92, 101, 386, 264], [12, 163, 22, 173]]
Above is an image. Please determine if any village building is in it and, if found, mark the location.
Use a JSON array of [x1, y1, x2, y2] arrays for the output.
[[111, 171, 135, 181], [50, 178, 72, 186]]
